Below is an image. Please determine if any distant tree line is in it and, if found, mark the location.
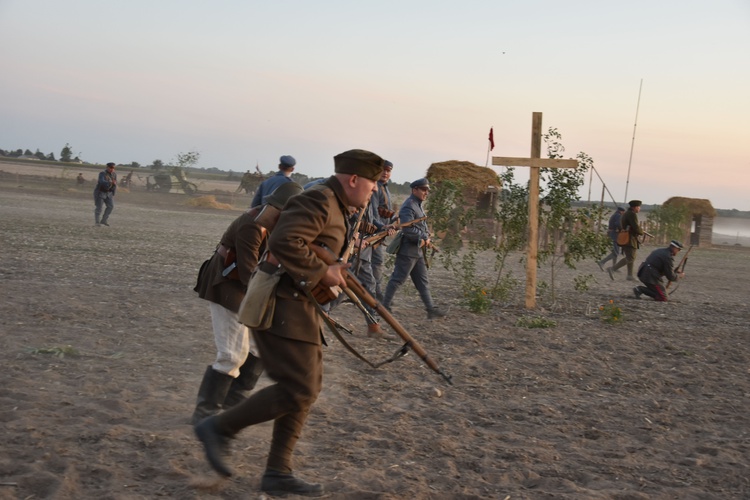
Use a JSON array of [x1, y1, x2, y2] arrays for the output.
[[1, 147, 59, 162], [0, 143, 82, 163], [1, 144, 414, 196]]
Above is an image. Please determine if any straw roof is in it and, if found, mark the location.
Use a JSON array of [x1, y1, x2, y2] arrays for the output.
[[663, 196, 716, 217], [426, 160, 500, 197]]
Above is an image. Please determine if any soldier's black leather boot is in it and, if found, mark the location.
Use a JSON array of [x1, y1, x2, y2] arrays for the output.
[[191, 366, 233, 426], [427, 307, 446, 319], [261, 470, 324, 497], [194, 416, 234, 477], [223, 354, 263, 408]]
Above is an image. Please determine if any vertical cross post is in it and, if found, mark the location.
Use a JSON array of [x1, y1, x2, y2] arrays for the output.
[[492, 112, 578, 309]]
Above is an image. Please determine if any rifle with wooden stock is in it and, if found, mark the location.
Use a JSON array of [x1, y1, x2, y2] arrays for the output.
[[360, 216, 429, 247], [311, 242, 453, 385], [420, 239, 440, 269], [666, 244, 693, 292]]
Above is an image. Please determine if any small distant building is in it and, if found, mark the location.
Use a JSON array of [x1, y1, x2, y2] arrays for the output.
[[663, 197, 716, 247]]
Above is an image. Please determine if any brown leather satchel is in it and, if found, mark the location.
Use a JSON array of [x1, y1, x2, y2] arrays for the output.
[[616, 229, 630, 246]]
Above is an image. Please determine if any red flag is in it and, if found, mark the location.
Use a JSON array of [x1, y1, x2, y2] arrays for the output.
[[488, 127, 494, 151]]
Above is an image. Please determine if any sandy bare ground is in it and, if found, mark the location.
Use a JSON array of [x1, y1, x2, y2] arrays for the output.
[[1, 172, 749, 499]]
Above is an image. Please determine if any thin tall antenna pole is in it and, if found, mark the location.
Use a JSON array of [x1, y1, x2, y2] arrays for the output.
[[623, 79, 643, 204]]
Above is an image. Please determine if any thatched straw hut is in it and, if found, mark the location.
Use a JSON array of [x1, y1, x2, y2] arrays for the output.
[[663, 196, 716, 247], [426, 160, 501, 214], [426, 161, 501, 245]]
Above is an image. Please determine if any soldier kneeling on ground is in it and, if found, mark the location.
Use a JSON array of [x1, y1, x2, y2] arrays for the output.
[[633, 240, 685, 302]]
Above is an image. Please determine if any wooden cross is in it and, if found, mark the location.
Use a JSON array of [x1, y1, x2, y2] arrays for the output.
[[492, 112, 578, 309]]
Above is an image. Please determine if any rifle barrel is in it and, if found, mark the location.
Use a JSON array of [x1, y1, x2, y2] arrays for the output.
[[312, 243, 452, 385], [361, 216, 428, 247], [344, 273, 453, 385]]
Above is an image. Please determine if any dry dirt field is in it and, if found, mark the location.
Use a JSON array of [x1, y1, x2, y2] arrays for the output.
[[1, 168, 749, 499]]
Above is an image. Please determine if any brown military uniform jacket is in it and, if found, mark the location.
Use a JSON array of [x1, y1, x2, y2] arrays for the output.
[[620, 208, 644, 249], [194, 208, 267, 313], [264, 176, 352, 344]]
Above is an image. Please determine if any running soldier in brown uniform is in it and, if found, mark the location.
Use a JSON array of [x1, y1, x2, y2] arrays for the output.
[[195, 149, 385, 497]]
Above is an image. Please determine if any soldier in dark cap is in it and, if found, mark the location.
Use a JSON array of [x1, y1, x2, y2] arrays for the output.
[[608, 200, 644, 281], [94, 162, 117, 226], [351, 159, 398, 339], [191, 181, 303, 426], [634, 240, 685, 301], [382, 177, 446, 319], [251, 155, 297, 208], [195, 149, 385, 496]]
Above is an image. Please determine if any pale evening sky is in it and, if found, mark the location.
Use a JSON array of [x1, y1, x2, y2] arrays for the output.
[[1, 1, 749, 209]]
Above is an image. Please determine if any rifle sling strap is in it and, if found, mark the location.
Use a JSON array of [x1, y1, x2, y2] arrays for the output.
[[303, 286, 378, 368], [302, 287, 411, 369]]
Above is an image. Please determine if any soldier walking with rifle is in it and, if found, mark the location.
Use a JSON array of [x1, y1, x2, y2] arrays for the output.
[[371, 160, 397, 301], [633, 240, 687, 301], [348, 200, 396, 340], [609, 199, 644, 281], [382, 177, 446, 319], [347, 207, 427, 340]]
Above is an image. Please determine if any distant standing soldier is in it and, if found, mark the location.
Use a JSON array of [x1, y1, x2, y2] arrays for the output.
[[251, 155, 296, 208], [236, 170, 253, 194], [94, 163, 117, 226], [382, 178, 446, 319], [608, 200, 644, 281], [76, 173, 85, 185], [597, 206, 625, 271], [633, 240, 685, 301], [120, 171, 134, 189]]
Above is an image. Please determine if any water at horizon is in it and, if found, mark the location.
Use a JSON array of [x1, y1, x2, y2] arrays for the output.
[[712, 216, 750, 239]]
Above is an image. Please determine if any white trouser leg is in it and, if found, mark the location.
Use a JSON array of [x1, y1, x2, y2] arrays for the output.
[[209, 302, 258, 377]]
